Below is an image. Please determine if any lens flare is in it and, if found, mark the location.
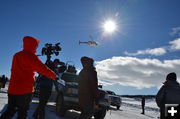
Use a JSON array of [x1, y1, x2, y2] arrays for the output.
[[103, 20, 117, 33]]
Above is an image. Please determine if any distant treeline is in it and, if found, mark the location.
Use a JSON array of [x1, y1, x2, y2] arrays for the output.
[[120, 95, 156, 98]]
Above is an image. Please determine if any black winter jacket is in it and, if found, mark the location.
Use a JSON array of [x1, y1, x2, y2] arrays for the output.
[[78, 67, 99, 105], [156, 80, 180, 107]]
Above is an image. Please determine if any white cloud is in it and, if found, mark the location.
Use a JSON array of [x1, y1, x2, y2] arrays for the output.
[[124, 27, 180, 57], [169, 38, 180, 50], [124, 38, 180, 56], [98, 79, 116, 86], [95, 56, 180, 89], [124, 47, 166, 56], [170, 27, 180, 36]]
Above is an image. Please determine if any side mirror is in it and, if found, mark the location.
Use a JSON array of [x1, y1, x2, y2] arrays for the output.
[[98, 85, 103, 89]]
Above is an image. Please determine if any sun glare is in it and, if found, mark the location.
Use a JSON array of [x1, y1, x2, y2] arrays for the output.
[[103, 20, 117, 33]]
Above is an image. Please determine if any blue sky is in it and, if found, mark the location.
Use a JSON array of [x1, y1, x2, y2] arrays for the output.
[[0, 0, 180, 95]]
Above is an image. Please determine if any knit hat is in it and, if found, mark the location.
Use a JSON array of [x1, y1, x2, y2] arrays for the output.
[[81, 56, 94, 67], [166, 72, 177, 81]]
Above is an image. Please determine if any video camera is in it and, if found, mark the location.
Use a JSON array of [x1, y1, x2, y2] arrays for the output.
[[41, 43, 61, 57], [41, 43, 62, 65]]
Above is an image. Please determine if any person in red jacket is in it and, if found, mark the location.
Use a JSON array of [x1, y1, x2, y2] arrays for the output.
[[0, 36, 57, 119]]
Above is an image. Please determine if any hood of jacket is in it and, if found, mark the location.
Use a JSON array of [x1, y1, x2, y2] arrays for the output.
[[23, 36, 40, 54], [165, 80, 180, 88]]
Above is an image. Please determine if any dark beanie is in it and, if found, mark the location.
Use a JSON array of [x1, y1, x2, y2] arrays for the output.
[[81, 56, 94, 66], [166, 72, 177, 81]]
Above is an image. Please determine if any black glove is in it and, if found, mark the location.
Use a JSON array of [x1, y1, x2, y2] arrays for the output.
[[55, 77, 59, 81]]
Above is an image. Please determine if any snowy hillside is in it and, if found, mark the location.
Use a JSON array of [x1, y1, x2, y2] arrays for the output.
[[0, 86, 160, 119]]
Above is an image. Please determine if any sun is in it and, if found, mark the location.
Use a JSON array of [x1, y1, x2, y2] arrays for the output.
[[103, 20, 117, 33]]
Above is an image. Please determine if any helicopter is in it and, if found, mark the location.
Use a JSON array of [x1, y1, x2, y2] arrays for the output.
[[79, 35, 98, 46]]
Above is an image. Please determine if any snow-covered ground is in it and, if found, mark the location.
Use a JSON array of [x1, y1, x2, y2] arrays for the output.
[[109, 97, 160, 119], [0, 85, 160, 119]]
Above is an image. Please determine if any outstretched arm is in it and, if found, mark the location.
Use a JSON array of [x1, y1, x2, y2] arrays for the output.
[[31, 55, 57, 80]]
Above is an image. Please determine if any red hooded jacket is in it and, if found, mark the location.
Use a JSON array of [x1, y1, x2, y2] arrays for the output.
[[8, 36, 57, 95]]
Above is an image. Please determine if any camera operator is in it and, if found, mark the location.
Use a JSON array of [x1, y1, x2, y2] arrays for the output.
[[33, 59, 61, 119]]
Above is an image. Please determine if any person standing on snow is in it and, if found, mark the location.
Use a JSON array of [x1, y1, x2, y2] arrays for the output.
[[1, 75, 8, 88], [156, 72, 180, 119], [78, 56, 99, 119], [33, 59, 61, 119], [0, 36, 57, 119], [141, 95, 145, 114]]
